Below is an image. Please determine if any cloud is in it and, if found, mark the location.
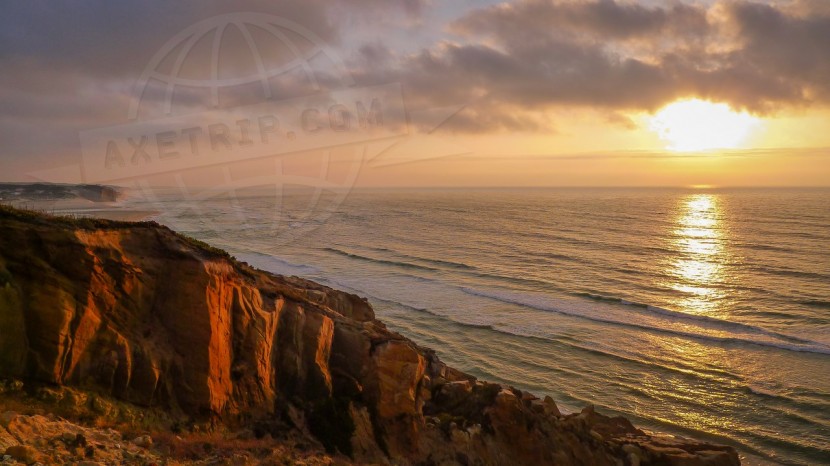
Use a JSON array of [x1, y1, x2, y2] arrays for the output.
[[0, 1, 344, 80], [1, 0, 829, 175], [0, 0, 429, 174], [724, 1, 830, 102], [344, 0, 830, 132], [340, 0, 428, 17], [453, 0, 710, 42]]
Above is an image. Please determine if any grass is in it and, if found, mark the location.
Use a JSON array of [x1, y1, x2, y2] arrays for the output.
[[0, 202, 136, 229]]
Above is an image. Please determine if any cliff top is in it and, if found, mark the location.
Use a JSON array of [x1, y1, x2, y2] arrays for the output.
[[0, 203, 233, 261]]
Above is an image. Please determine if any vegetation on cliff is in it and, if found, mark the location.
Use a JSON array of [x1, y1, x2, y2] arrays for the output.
[[0, 183, 120, 204]]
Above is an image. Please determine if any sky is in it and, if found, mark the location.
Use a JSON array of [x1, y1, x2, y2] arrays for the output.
[[1, 0, 829, 188]]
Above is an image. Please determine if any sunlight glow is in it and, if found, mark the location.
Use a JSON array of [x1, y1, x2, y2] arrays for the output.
[[664, 194, 729, 316], [650, 99, 759, 152]]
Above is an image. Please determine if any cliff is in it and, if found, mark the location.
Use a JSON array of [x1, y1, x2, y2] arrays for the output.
[[0, 205, 740, 465]]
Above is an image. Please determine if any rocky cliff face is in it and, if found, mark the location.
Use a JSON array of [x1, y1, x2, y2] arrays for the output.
[[0, 206, 740, 465]]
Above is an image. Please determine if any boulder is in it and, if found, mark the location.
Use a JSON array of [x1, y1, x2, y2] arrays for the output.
[[4, 445, 38, 464]]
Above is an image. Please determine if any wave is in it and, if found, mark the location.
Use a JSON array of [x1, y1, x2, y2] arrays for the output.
[[272, 243, 830, 357], [736, 242, 796, 253], [362, 246, 477, 271], [361, 254, 602, 295], [368, 291, 830, 444], [359, 293, 766, 387], [322, 280, 503, 333], [745, 384, 788, 400], [233, 251, 321, 277], [463, 288, 830, 356], [322, 247, 441, 272], [797, 299, 830, 309], [750, 222, 830, 240], [575, 292, 818, 343], [749, 265, 830, 282], [405, 255, 475, 271]]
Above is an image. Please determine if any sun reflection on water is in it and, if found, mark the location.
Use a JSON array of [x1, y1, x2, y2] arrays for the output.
[[668, 194, 728, 316]]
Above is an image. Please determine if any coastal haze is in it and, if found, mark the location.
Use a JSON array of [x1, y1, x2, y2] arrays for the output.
[[1, 1, 829, 466]]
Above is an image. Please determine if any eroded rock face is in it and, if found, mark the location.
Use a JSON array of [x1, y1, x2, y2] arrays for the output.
[[0, 207, 740, 465]]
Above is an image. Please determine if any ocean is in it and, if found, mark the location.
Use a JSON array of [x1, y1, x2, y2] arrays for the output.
[[122, 187, 829, 465]]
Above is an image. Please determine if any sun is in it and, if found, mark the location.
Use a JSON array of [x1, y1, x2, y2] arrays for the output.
[[649, 99, 760, 152]]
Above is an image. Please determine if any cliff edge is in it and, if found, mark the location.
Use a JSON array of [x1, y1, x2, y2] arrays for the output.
[[0, 205, 740, 465]]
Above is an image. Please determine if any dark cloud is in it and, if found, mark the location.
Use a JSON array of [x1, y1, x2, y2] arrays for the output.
[[340, 0, 428, 17], [0, 0, 427, 174], [725, 1, 830, 102], [0, 1, 342, 80], [453, 0, 709, 42], [344, 0, 830, 132], [0, 0, 422, 87]]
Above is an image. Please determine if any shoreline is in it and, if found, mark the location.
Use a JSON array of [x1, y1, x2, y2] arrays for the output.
[[0, 204, 742, 465], [6, 188, 820, 465]]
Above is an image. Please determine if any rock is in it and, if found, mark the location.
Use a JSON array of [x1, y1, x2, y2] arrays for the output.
[[579, 404, 596, 419], [0, 413, 16, 429], [132, 435, 152, 448], [622, 443, 642, 457], [0, 427, 15, 453], [373, 340, 426, 418], [90, 397, 115, 417], [543, 395, 561, 417], [4, 445, 38, 464], [35, 386, 63, 404], [59, 387, 89, 412], [521, 391, 538, 401]]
